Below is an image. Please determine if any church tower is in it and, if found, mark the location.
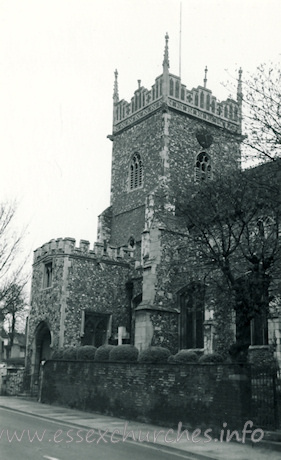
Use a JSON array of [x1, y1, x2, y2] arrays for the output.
[[98, 34, 242, 249], [97, 34, 243, 351]]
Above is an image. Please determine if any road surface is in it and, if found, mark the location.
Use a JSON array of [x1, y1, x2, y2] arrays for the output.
[[0, 407, 196, 460]]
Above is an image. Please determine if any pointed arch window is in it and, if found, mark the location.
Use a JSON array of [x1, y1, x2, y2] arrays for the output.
[[81, 311, 111, 347], [195, 152, 212, 182], [130, 153, 143, 190], [179, 282, 205, 349]]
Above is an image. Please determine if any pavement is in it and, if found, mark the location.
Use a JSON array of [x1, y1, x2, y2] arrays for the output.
[[0, 395, 281, 460]]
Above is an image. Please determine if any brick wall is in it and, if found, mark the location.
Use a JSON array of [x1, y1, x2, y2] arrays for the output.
[[41, 361, 252, 431]]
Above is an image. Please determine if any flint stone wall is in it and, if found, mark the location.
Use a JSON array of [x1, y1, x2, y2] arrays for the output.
[[41, 361, 253, 431]]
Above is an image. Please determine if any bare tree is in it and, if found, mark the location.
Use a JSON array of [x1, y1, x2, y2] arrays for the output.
[[174, 164, 281, 352], [0, 201, 28, 347], [241, 63, 281, 163], [1, 282, 28, 358]]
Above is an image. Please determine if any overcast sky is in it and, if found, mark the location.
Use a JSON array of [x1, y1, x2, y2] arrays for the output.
[[1, 0, 280, 274]]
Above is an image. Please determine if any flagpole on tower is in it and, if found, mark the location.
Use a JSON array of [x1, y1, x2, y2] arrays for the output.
[[179, 1, 182, 79]]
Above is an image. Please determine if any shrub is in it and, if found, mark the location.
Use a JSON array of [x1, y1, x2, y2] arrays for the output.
[[94, 345, 115, 362], [138, 346, 171, 363], [199, 353, 224, 364], [76, 346, 97, 360], [228, 342, 249, 363], [51, 349, 64, 360], [109, 345, 139, 362], [167, 354, 176, 364], [248, 347, 279, 372], [5, 357, 25, 367], [191, 348, 204, 357], [62, 347, 78, 360], [173, 350, 199, 363], [252, 358, 279, 373]]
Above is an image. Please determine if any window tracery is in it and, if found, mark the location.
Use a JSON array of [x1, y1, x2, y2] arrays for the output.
[[195, 152, 212, 182], [130, 153, 143, 190]]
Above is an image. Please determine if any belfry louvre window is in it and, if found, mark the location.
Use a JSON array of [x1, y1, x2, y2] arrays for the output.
[[130, 153, 143, 190], [195, 152, 211, 182]]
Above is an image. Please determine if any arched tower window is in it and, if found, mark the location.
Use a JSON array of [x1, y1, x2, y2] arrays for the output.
[[195, 152, 212, 182], [200, 92, 204, 108], [130, 153, 143, 190]]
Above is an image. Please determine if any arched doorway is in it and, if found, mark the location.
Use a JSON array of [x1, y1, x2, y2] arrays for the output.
[[30, 321, 51, 394], [35, 321, 51, 362]]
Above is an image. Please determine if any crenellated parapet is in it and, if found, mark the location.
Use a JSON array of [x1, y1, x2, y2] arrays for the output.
[[112, 34, 242, 135], [33, 237, 136, 264]]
